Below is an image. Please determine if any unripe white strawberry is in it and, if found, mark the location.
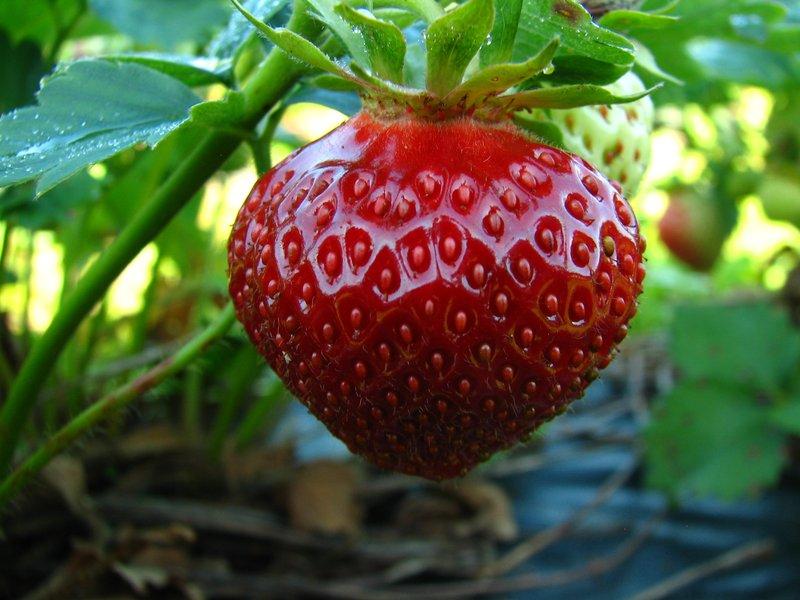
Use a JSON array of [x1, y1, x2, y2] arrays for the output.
[[528, 72, 654, 196]]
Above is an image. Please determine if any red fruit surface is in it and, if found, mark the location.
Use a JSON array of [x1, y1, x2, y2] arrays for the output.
[[228, 112, 645, 480], [658, 190, 732, 272]]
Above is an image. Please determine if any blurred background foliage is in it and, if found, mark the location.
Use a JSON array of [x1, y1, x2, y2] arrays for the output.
[[0, 0, 800, 508]]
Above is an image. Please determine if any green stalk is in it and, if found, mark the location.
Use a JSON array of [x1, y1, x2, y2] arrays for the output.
[[208, 346, 263, 458], [233, 374, 288, 449], [19, 233, 34, 350], [0, 223, 12, 287], [129, 252, 162, 354], [250, 104, 287, 173], [0, 348, 12, 392], [0, 304, 236, 508], [0, 2, 322, 477], [182, 365, 203, 440], [66, 300, 108, 414]]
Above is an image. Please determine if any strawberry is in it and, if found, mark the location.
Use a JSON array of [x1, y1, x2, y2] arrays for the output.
[[228, 0, 648, 479], [658, 187, 735, 272], [524, 72, 654, 196]]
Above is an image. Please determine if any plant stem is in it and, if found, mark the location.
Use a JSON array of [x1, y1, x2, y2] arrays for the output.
[[0, 304, 236, 508], [182, 365, 204, 440], [208, 346, 264, 458], [67, 300, 108, 415], [250, 104, 287, 173], [0, 3, 322, 477], [234, 374, 288, 449], [19, 233, 34, 350], [0, 223, 12, 287], [129, 252, 162, 354], [0, 348, 12, 392]]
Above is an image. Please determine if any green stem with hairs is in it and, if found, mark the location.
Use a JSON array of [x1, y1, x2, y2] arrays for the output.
[[208, 346, 264, 458], [0, 223, 12, 287], [0, 304, 236, 508], [182, 365, 204, 440], [0, 1, 322, 477], [234, 374, 288, 449]]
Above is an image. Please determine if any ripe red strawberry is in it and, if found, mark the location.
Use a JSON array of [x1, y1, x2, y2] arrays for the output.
[[227, 0, 648, 479], [229, 113, 645, 479], [658, 187, 735, 272]]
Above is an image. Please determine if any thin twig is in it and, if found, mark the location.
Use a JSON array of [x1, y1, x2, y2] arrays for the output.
[[178, 514, 663, 600], [629, 538, 776, 600], [479, 455, 640, 577], [0, 305, 236, 508], [93, 493, 475, 566], [360, 513, 663, 600]]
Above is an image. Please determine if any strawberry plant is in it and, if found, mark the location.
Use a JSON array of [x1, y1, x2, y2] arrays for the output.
[[0, 0, 798, 512]]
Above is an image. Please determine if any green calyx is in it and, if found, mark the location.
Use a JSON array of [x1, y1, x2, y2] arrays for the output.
[[231, 0, 656, 122]]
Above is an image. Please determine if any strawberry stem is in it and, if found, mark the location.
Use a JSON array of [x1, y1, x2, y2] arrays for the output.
[[0, 305, 237, 509], [0, 0, 323, 479]]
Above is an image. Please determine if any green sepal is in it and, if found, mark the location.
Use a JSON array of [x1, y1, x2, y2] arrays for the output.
[[513, 113, 565, 147], [309, 74, 363, 93], [335, 5, 407, 84], [426, 0, 495, 97], [304, 0, 370, 68], [373, 0, 444, 24], [599, 9, 678, 32], [445, 38, 559, 107], [349, 62, 424, 101], [230, 0, 356, 82], [632, 39, 682, 85], [480, 0, 522, 66], [495, 81, 659, 112]]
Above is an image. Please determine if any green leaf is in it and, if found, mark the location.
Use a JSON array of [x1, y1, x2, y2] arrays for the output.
[[645, 381, 787, 501], [631, 0, 789, 86], [513, 0, 635, 85], [89, 0, 229, 49], [496, 82, 655, 111], [480, 0, 522, 66], [209, 0, 291, 59], [0, 60, 202, 194], [765, 23, 800, 53], [687, 39, 799, 88], [426, 0, 495, 96], [0, 0, 85, 51], [101, 53, 231, 87], [446, 38, 559, 106], [0, 171, 100, 230], [670, 301, 800, 392], [770, 399, 800, 436], [0, 31, 48, 114], [335, 5, 407, 84]]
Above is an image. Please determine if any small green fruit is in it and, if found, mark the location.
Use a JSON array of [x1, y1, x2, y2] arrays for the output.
[[526, 72, 654, 197], [758, 165, 800, 228]]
